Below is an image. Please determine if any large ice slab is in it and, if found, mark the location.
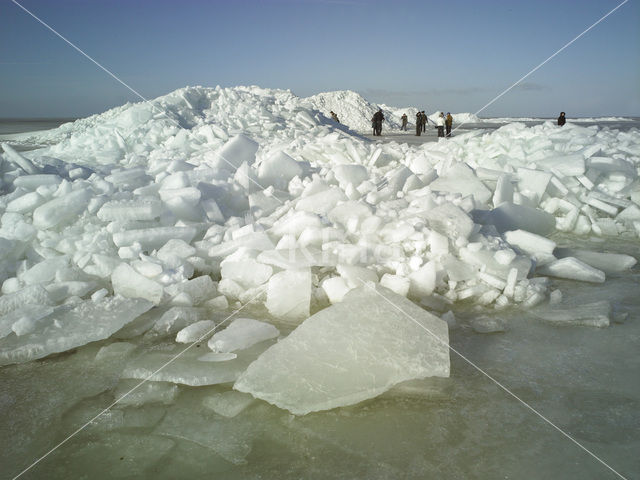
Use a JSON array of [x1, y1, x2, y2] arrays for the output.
[[554, 248, 637, 273], [210, 134, 258, 171], [208, 317, 279, 353], [1, 143, 38, 173], [265, 269, 311, 320], [0, 296, 153, 365], [504, 229, 556, 256], [97, 197, 163, 221], [479, 202, 556, 235], [537, 257, 605, 283], [429, 163, 491, 204], [0, 285, 53, 316], [234, 285, 449, 415], [112, 226, 198, 250], [121, 340, 272, 386], [533, 301, 610, 327], [112, 263, 164, 304], [422, 203, 475, 240], [32, 188, 92, 229], [534, 153, 585, 176], [258, 151, 304, 189]]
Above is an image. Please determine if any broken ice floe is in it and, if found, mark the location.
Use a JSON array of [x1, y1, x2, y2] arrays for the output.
[[234, 285, 450, 415], [0, 86, 638, 414], [0, 296, 152, 366]]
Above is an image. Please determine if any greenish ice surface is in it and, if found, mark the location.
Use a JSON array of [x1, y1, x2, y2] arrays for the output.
[[1, 235, 638, 480]]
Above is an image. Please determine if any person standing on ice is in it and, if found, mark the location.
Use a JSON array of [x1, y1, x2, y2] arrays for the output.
[[415, 111, 422, 136], [421, 111, 427, 132], [401, 113, 408, 131], [445, 112, 453, 137], [372, 109, 384, 136], [557, 111, 566, 126], [330, 111, 340, 123], [436, 112, 445, 138]]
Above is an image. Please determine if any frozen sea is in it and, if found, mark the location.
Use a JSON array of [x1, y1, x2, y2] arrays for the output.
[[0, 118, 75, 136], [1, 111, 639, 480]]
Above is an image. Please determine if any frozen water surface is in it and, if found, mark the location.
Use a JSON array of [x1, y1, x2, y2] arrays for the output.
[[2, 265, 638, 479], [0, 90, 638, 479]]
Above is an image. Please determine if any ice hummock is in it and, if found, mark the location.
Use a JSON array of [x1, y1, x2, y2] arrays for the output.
[[0, 85, 638, 403], [234, 285, 450, 415]]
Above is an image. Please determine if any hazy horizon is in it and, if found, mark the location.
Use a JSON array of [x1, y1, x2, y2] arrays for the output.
[[1, 85, 639, 122], [1, 0, 639, 119]]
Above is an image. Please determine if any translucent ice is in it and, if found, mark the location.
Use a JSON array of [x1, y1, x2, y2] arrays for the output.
[[504, 229, 556, 256], [258, 151, 304, 189], [429, 163, 491, 204], [533, 301, 611, 327], [480, 202, 556, 236], [537, 257, 605, 283], [32, 188, 92, 229], [0, 296, 152, 365], [208, 317, 279, 353], [554, 248, 637, 273], [112, 263, 164, 304], [234, 285, 449, 415], [122, 341, 271, 386], [176, 320, 216, 343], [210, 133, 258, 172], [265, 269, 312, 320]]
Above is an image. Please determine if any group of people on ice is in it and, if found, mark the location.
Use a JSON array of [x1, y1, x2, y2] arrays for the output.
[[401, 111, 453, 138], [368, 108, 454, 138], [330, 108, 568, 136]]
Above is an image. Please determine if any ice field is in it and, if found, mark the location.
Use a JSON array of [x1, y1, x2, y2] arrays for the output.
[[0, 86, 639, 479]]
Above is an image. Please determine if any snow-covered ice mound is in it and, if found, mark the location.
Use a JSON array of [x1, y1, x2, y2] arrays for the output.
[[305, 90, 417, 132], [0, 85, 639, 412], [304, 89, 481, 131]]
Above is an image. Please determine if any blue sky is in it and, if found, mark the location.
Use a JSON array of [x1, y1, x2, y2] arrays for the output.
[[1, 0, 638, 118]]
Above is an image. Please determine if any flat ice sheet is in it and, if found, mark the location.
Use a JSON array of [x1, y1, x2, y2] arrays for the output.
[[234, 285, 449, 415], [0, 296, 153, 366]]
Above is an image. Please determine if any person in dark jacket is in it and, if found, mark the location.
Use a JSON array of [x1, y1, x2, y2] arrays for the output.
[[557, 112, 566, 126], [401, 113, 408, 131], [372, 109, 384, 136], [421, 111, 427, 132], [445, 112, 453, 137], [415, 112, 422, 136], [330, 111, 340, 123]]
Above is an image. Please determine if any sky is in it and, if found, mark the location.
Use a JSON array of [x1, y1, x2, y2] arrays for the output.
[[1, 0, 638, 118]]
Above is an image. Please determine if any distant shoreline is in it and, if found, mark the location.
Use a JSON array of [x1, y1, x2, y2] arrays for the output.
[[0, 117, 77, 122]]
